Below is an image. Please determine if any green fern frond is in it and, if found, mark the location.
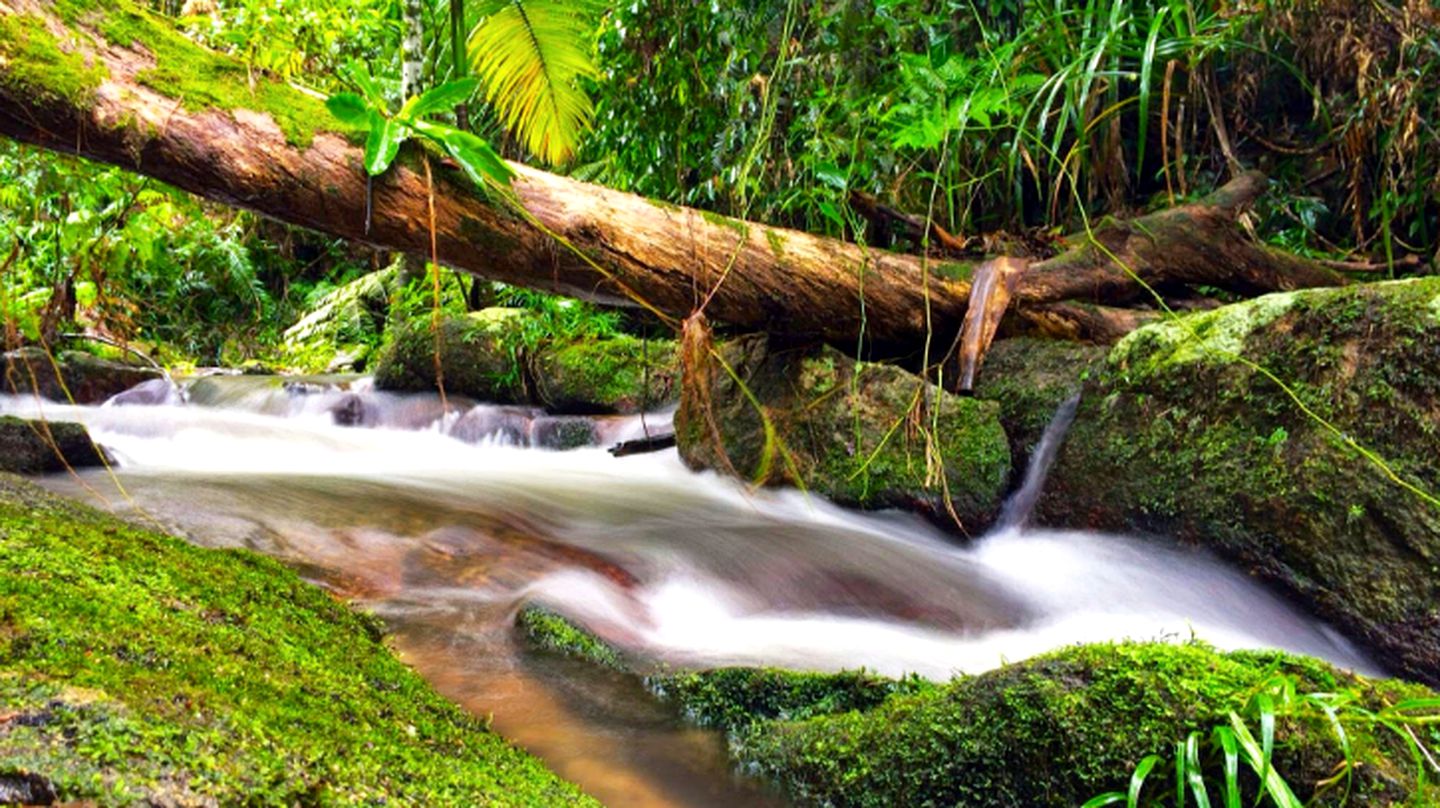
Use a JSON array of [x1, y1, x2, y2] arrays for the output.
[[468, 0, 602, 165]]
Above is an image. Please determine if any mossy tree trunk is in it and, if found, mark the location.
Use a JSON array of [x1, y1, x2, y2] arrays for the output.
[[0, 0, 1352, 351]]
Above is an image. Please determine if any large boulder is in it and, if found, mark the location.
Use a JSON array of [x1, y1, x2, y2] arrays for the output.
[[675, 335, 1010, 529], [511, 609, 1436, 808], [373, 311, 677, 414], [1, 348, 161, 404], [1038, 279, 1440, 684], [0, 416, 107, 474], [731, 643, 1435, 807]]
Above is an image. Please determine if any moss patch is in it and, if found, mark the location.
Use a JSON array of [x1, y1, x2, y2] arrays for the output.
[[515, 605, 624, 670], [1039, 279, 1440, 685], [648, 667, 931, 735], [734, 643, 1436, 808], [54, 0, 351, 148], [0, 474, 595, 805], [0, 13, 107, 107], [973, 337, 1107, 461]]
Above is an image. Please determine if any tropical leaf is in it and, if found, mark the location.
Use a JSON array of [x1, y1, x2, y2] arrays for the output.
[[363, 111, 406, 176], [403, 78, 481, 120], [468, 0, 603, 165], [326, 92, 370, 125]]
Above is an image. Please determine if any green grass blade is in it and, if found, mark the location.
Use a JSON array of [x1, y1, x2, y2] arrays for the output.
[[1129, 754, 1162, 808], [1213, 726, 1241, 808]]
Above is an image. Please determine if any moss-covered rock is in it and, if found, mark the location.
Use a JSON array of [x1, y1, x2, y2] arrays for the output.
[[503, 606, 1438, 808], [515, 605, 625, 670], [734, 643, 1437, 807], [676, 335, 1011, 528], [533, 336, 678, 414], [0, 417, 106, 474], [1037, 279, 1440, 685], [649, 667, 931, 735], [276, 267, 394, 373], [1, 348, 161, 404], [973, 337, 1107, 462], [373, 311, 678, 414], [0, 474, 595, 805]]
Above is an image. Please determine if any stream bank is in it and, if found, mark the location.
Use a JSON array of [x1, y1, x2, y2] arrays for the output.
[[0, 474, 595, 805]]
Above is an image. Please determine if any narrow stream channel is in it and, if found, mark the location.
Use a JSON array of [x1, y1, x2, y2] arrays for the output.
[[2, 376, 1376, 807]]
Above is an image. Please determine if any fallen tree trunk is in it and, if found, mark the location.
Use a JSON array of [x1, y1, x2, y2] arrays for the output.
[[0, 0, 1352, 348]]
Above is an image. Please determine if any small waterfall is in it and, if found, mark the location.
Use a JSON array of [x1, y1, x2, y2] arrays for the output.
[[996, 393, 1081, 530]]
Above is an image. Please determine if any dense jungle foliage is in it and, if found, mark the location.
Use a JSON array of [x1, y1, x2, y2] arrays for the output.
[[2, 0, 1435, 368]]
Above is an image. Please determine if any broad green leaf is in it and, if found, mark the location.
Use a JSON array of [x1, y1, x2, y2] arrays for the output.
[[415, 120, 517, 186], [364, 112, 406, 176], [403, 78, 481, 121], [326, 93, 370, 125], [1080, 793, 1125, 808], [1213, 726, 1240, 808], [1185, 732, 1212, 808], [342, 60, 386, 108]]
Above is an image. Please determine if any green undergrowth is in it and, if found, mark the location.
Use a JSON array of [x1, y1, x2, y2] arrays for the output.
[[53, 0, 350, 147], [0, 474, 595, 805]]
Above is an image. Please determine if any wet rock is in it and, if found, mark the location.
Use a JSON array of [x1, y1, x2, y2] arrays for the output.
[[532, 416, 597, 450], [675, 335, 1011, 530], [972, 337, 1106, 462], [0, 771, 57, 805], [1, 347, 161, 404], [0, 416, 108, 474], [105, 378, 181, 407], [531, 337, 678, 414], [1038, 279, 1440, 685], [449, 405, 534, 445], [374, 311, 677, 414]]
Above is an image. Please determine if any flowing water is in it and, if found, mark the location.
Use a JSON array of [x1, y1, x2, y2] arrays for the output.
[[0, 376, 1376, 807]]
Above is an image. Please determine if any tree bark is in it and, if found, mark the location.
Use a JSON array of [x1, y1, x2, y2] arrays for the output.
[[0, 0, 1351, 348]]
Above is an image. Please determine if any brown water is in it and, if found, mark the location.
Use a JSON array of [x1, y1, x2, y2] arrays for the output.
[[1, 377, 1378, 807]]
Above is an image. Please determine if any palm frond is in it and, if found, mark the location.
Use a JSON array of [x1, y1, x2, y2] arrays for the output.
[[468, 0, 602, 165]]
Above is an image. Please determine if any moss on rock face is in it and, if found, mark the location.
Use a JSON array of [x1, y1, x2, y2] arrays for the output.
[[373, 312, 678, 414], [973, 337, 1107, 462], [648, 667, 931, 735], [675, 335, 1011, 528], [734, 643, 1436, 808], [0, 474, 595, 805], [1037, 279, 1440, 685], [2, 348, 162, 404], [515, 605, 625, 670], [0, 417, 106, 474]]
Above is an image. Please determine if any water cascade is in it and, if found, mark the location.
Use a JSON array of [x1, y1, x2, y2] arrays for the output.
[[0, 378, 1374, 808]]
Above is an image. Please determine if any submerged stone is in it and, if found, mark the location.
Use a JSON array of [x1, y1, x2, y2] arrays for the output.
[[0, 416, 107, 474], [1038, 278, 1440, 685], [675, 335, 1011, 530]]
